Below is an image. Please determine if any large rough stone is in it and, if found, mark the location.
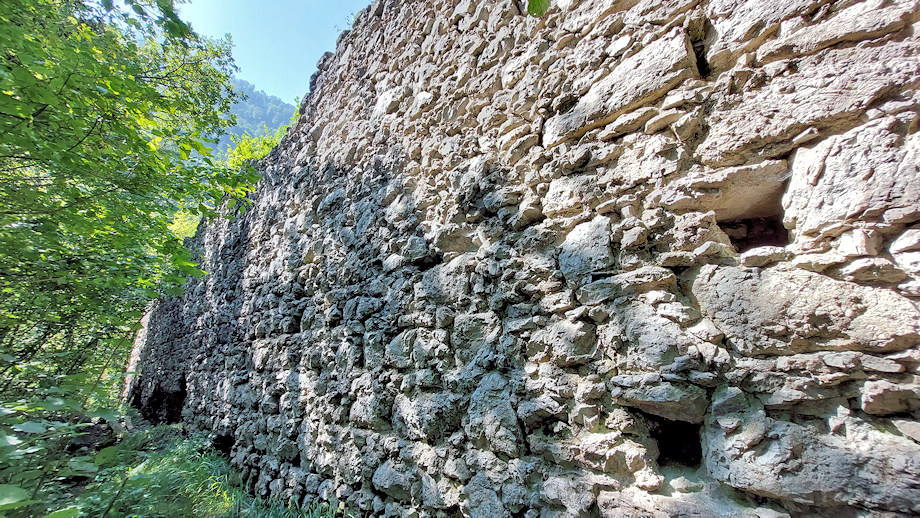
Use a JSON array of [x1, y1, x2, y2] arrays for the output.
[[692, 265, 920, 355], [372, 460, 415, 500], [784, 115, 920, 243], [544, 27, 697, 146], [559, 216, 614, 283], [698, 41, 920, 166], [705, 0, 830, 71], [704, 395, 920, 513], [860, 380, 920, 415], [756, 0, 917, 64], [577, 266, 678, 305], [651, 160, 789, 220], [618, 382, 709, 423], [451, 312, 501, 364], [531, 319, 598, 366], [466, 373, 522, 457]]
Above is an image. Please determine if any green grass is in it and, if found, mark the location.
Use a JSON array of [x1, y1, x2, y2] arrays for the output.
[[63, 426, 349, 518]]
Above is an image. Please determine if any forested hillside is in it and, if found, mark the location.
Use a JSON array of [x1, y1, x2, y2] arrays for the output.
[[213, 78, 296, 155]]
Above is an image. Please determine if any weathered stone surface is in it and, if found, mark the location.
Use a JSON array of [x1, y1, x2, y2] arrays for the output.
[[559, 216, 613, 283], [617, 382, 708, 423], [705, 0, 830, 71], [756, 0, 917, 64], [698, 41, 920, 166], [784, 116, 920, 244], [372, 461, 414, 500], [544, 27, 697, 146], [861, 380, 920, 415], [694, 265, 920, 356], [466, 373, 522, 457], [126, 1, 920, 516], [652, 160, 789, 220], [704, 392, 920, 513], [577, 266, 677, 305]]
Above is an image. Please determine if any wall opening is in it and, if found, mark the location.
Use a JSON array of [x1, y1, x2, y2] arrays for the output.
[[642, 412, 703, 468], [692, 40, 711, 78], [553, 94, 579, 116], [721, 215, 790, 253], [687, 18, 713, 78], [213, 433, 236, 456], [134, 378, 187, 425]]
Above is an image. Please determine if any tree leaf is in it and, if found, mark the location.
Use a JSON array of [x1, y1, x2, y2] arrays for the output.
[[0, 433, 23, 447], [66, 458, 99, 474], [528, 0, 552, 16], [0, 485, 29, 506], [12, 421, 46, 434], [94, 446, 119, 466], [41, 508, 81, 518]]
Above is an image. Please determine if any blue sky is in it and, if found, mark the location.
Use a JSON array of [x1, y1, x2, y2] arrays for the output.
[[179, 0, 372, 104]]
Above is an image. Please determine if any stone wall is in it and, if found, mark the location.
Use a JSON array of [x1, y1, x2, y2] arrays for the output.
[[127, 0, 920, 515]]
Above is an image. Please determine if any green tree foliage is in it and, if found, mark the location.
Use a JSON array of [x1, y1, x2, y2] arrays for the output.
[[224, 120, 292, 172], [0, 0, 256, 399], [212, 78, 296, 155], [0, 0, 272, 514], [528, 0, 551, 16], [170, 109, 295, 240]]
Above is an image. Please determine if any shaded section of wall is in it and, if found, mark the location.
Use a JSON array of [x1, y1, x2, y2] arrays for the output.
[[128, 0, 920, 516]]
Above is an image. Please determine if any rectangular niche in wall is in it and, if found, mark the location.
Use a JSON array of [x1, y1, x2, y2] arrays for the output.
[[641, 411, 703, 468], [720, 215, 790, 254]]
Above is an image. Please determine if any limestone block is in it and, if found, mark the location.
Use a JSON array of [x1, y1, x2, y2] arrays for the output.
[[608, 301, 693, 370], [464, 473, 505, 518], [598, 485, 789, 518], [836, 257, 908, 284], [651, 160, 788, 220], [704, 406, 920, 513], [655, 211, 734, 253], [894, 419, 920, 443], [835, 229, 882, 257], [756, 0, 917, 64], [543, 174, 600, 218], [698, 42, 920, 166], [544, 28, 697, 146], [860, 380, 920, 415], [418, 254, 473, 303], [385, 330, 413, 369], [784, 116, 920, 242], [466, 373, 522, 457], [451, 311, 501, 364], [540, 476, 596, 516], [692, 265, 920, 355], [891, 229, 920, 254], [598, 108, 657, 141], [705, 0, 834, 71], [372, 460, 414, 500], [894, 251, 920, 278], [740, 246, 790, 267], [393, 392, 463, 441], [617, 382, 708, 423], [559, 216, 614, 283], [531, 319, 598, 366]]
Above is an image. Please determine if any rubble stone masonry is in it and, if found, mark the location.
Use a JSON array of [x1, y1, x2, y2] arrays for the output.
[[127, 0, 920, 515]]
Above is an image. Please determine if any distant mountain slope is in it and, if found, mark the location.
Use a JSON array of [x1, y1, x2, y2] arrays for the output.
[[212, 78, 296, 155]]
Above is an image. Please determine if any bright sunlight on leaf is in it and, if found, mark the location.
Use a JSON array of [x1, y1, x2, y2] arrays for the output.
[[528, 0, 552, 16]]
